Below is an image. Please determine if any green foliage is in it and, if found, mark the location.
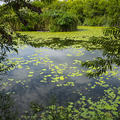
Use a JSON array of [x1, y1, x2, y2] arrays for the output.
[[39, 0, 119, 27], [1, 0, 120, 28], [1, 0, 119, 29], [46, 0, 84, 24], [103, 27, 120, 39], [83, 0, 107, 18], [83, 15, 112, 26], [47, 0, 67, 11], [83, 17, 99, 26], [41, 0, 57, 5], [48, 10, 79, 32], [2, 6, 79, 32], [98, 16, 111, 26], [0, 89, 19, 120], [102, 0, 120, 27], [19, 10, 79, 32], [8, 14, 21, 31], [57, 15, 73, 26], [19, 8, 39, 31], [5, 7, 42, 31], [33, 11, 51, 31], [0, 32, 18, 74], [31, 1, 45, 8], [81, 27, 120, 78], [20, 93, 120, 120]]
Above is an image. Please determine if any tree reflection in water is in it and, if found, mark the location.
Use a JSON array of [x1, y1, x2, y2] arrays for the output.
[[81, 27, 120, 78]]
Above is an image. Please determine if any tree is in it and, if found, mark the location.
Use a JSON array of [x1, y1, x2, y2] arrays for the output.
[[81, 27, 120, 78], [0, 0, 43, 42], [106, 0, 120, 27], [41, 0, 57, 4], [83, 0, 108, 18]]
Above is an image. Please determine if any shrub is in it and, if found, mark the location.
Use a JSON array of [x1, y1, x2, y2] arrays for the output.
[[48, 10, 79, 32]]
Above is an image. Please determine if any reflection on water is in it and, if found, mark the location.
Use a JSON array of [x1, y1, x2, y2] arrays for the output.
[[1, 33, 120, 118], [2, 45, 94, 116]]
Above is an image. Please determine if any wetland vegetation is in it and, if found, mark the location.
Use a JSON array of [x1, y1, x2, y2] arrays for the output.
[[0, 0, 120, 120]]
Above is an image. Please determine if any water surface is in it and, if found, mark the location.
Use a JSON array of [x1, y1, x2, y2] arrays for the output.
[[1, 33, 120, 118]]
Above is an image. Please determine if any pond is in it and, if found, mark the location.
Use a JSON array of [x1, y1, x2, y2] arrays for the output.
[[1, 26, 120, 119]]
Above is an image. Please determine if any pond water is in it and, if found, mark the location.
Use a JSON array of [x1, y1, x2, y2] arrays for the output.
[[1, 29, 120, 118]]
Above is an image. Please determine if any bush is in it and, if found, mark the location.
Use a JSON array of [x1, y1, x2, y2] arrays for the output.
[[48, 10, 79, 32]]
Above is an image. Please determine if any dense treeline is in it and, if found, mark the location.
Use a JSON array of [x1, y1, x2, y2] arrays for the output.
[[0, 0, 120, 31], [38, 0, 119, 27]]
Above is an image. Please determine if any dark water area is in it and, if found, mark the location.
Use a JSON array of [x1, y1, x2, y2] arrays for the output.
[[1, 36, 120, 118]]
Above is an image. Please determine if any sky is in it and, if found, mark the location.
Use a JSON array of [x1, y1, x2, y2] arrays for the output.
[[0, 1, 6, 5]]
